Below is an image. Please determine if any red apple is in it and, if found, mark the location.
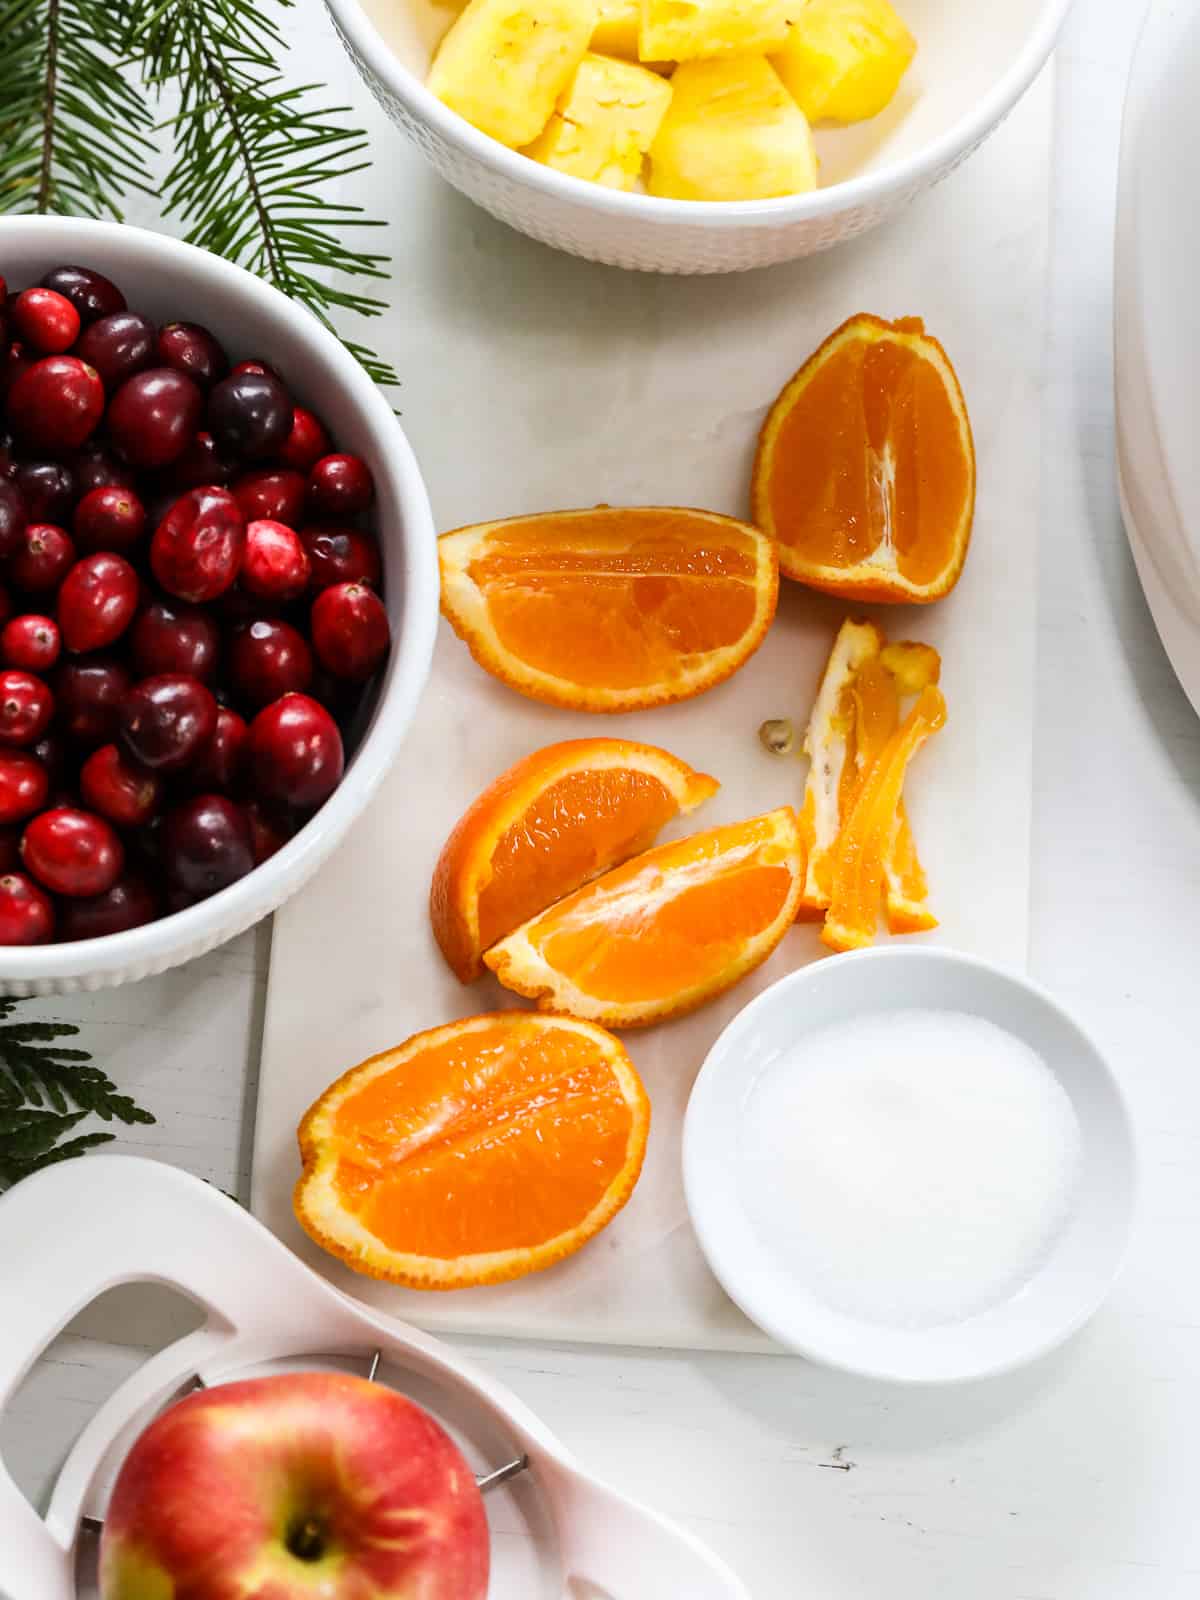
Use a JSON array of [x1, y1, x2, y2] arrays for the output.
[[98, 1371, 489, 1598]]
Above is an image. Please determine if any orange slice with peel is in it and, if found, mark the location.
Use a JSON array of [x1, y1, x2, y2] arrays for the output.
[[484, 807, 804, 1027], [438, 507, 779, 713], [753, 314, 975, 603], [295, 1012, 649, 1289], [431, 738, 719, 982]]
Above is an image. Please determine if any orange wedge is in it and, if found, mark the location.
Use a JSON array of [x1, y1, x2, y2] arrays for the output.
[[753, 314, 975, 603], [295, 1013, 649, 1289], [438, 507, 779, 712], [431, 738, 719, 982], [484, 807, 804, 1027]]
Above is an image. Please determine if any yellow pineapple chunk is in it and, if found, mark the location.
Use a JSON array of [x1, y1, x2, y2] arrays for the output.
[[591, 0, 640, 57], [640, 0, 791, 62], [524, 53, 673, 188], [772, 0, 915, 123], [648, 55, 817, 201], [428, 0, 597, 148]]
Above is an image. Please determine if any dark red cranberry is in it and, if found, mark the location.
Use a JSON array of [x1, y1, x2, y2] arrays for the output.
[[0, 478, 27, 560], [71, 442, 137, 497], [118, 674, 217, 773], [227, 618, 312, 708], [278, 406, 330, 471], [245, 798, 296, 864], [150, 486, 245, 602], [129, 597, 220, 681], [1, 614, 60, 672], [40, 265, 126, 325], [301, 525, 382, 591], [58, 553, 139, 653], [231, 468, 306, 526], [241, 520, 310, 603], [31, 732, 67, 788], [230, 359, 280, 381], [307, 453, 374, 517], [10, 523, 76, 591], [72, 485, 145, 553], [0, 825, 21, 873], [108, 368, 204, 468], [186, 708, 247, 793], [21, 806, 123, 897], [162, 794, 254, 900], [0, 872, 54, 943], [0, 343, 32, 405], [0, 751, 49, 824], [246, 693, 343, 810], [156, 323, 228, 390], [80, 742, 162, 828], [57, 871, 159, 940], [161, 430, 234, 490], [12, 461, 76, 523], [0, 589, 11, 628], [0, 670, 54, 746], [11, 288, 80, 354], [54, 656, 131, 747], [7, 356, 104, 453], [75, 310, 156, 391], [206, 370, 291, 461], [310, 582, 390, 682]]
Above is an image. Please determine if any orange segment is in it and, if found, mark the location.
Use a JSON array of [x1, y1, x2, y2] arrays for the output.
[[438, 507, 779, 712], [431, 738, 719, 981], [484, 807, 804, 1027], [295, 1013, 649, 1289], [752, 314, 975, 603]]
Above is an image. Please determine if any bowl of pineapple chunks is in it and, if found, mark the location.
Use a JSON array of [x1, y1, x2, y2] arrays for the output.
[[328, 0, 1069, 271]]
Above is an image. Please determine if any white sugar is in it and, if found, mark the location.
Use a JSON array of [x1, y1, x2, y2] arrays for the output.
[[738, 1008, 1082, 1328]]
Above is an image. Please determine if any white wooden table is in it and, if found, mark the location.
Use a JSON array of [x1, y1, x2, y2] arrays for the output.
[[10, 2, 1199, 1594]]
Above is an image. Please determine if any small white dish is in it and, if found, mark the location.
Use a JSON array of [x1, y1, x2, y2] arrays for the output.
[[683, 948, 1136, 1383]]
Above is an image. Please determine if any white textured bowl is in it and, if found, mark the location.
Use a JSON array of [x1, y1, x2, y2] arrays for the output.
[[683, 949, 1136, 1382], [327, 0, 1070, 273], [0, 217, 438, 995]]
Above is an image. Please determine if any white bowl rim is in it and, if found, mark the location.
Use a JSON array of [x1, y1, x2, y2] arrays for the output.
[[0, 215, 439, 983], [682, 945, 1137, 1383], [326, 0, 1071, 226]]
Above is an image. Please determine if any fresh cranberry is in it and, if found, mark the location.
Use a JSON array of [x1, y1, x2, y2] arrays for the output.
[[246, 693, 343, 810], [73, 485, 145, 553], [187, 707, 247, 792], [0, 751, 49, 823], [230, 359, 280, 381], [55, 656, 131, 746], [10, 523, 75, 591], [161, 430, 234, 490], [310, 582, 390, 682], [228, 619, 312, 708], [108, 368, 204, 468], [162, 794, 254, 900], [40, 265, 126, 325], [150, 486, 245, 602], [57, 871, 159, 940], [75, 310, 156, 391], [11, 288, 80, 354], [0, 671, 53, 747], [1, 614, 60, 672], [0, 872, 54, 943], [7, 356, 104, 453], [241, 520, 310, 602], [12, 461, 75, 523], [156, 323, 228, 390], [72, 442, 136, 497], [207, 370, 291, 460], [80, 742, 162, 827], [129, 598, 220, 682], [301, 525, 382, 591], [278, 406, 330, 471], [0, 479, 26, 559], [118, 674, 217, 772], [58, 553, 139, 653], [307, 453, 374, 517], [0, 343, 32, 405], [21, 806, 123, 897], [245, 798, 296, 864], [231, 468, 306, 526]]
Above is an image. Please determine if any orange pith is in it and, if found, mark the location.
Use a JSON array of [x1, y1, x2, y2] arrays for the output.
[[752, 314, 975, 603], [431, 739, 719, 982], [294, 1013, 649, 1289], [484, 807, 804, 1027], [438, 507, 779, 712]]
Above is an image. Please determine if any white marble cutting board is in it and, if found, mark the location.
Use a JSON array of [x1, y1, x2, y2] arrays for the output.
[[251, 71, 1052, 1351]]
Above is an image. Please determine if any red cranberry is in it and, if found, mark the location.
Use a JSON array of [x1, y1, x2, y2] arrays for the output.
[[108, 368, 204, 468], [161, 430, 234, 490], [0, 479, 27, 559], [188, 707, 247, 792], [130, 598, 220, 681], [11, 288, 80, 354], [58, 553, 139, 653], [162, 794, 254, 900], [75, 311, 156, 391], [0, 343, 32, 405], [242, 520, 310, 602], [231, 468, 306, 527], [118, 674, 217, 773], [7, 356, 104, 453], [301, 525, 382, 591], [57, 872, 159, 940], [230, 359, 280, 381], [156, 323, 228, 390], [246, 693, 343, 809], [80, 742, 162, 827], [245, 798, 296, 864], [54, 657, 131, 746], [73, 485, 145, 553], [0, 670, 54, 746], [0, 872, 54, 943], [12, 461, 76, 524], [207, 370, 291, 461], [0, 751, 49, 824], [1, 614, 60, 672], [151, 487, 245, 603], [228, 619, 312, 708], [21, 806, 123, 897], [278, 406, 330, 471], [310, 582, 390, 681], [308, 453, 374, 517], [40, 265, 126, 325], [10, 523, 76, 592], [72, 442, 136, 497]]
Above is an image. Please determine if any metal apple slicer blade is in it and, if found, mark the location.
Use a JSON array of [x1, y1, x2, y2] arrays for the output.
[[0, 1156, 748, 1600]]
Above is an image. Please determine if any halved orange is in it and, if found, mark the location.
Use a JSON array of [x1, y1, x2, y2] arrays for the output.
[[484, 807, 804, 1028], [431, 738, 719, 982], [438, 507, 779, 712], [295, 1013, 649, 1289], [753, 314, 975, 603]]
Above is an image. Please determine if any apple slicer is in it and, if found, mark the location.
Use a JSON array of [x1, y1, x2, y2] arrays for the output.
[[0, 1155, 748, 1600]]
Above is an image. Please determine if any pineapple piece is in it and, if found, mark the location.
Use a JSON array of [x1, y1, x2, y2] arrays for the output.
[[428, 0, 597, 148], [524, 53, 673, 189], [771, 0, 915, 124], [639, 0, 791, 62], [591, 0, 640, 58], [648, 55, 817, 201]]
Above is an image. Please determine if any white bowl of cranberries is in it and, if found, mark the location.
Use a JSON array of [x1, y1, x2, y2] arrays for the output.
[[0, 218, 437, 993]]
